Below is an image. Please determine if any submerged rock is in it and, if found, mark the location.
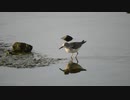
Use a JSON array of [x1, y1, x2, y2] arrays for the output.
[[0, 52, 65, 68], [0, 42, 66, 68], [0, 42, 11, 57]]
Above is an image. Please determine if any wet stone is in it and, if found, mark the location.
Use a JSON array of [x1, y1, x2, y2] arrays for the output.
[[61, 35, 73, 42], [12, 42, 33, 53], [0, 42, 66, 68]]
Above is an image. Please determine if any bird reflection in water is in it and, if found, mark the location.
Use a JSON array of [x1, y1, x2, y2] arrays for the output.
[[59, 59, 87, 75]]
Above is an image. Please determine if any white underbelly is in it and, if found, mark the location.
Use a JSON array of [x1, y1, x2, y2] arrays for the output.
[[65, 48, 79, 53]]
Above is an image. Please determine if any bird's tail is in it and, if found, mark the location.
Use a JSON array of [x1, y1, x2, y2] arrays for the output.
[[81, 40, 87, 44]]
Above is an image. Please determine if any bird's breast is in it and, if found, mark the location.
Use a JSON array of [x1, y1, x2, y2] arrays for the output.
[[64, 48, 79, 53]]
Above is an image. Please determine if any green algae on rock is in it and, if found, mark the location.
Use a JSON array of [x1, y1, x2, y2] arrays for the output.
[[12, 42, 33, 54], [0, 42, 66, 68], [5, 42, 33, 55]]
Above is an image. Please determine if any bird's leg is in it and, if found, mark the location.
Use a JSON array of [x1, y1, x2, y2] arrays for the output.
[[75, 58, 79, 64], [75, 52, 79, 63], [71, 53, 73, 61], [75, 52, 78, 58]]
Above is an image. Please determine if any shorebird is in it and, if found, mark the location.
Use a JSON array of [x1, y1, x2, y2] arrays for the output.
[[59, 40, 86, 60]]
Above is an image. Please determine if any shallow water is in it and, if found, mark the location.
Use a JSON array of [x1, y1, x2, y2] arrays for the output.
[[0, 12, 130, 86]]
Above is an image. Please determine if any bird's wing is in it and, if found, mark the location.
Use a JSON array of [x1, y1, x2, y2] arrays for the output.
[[69, 42, 81, 49]]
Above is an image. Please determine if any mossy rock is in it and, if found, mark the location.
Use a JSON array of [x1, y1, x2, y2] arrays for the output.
[[12, 42, 33, 54], [0, 42, 67, 68]]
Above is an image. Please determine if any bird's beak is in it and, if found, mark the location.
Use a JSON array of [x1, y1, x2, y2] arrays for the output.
[[59, 46, 64, 49]]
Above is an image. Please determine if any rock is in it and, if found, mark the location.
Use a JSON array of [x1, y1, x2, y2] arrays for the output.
[[11, 42, 33, 55], [0, 42, 67, 68], [59, 60, 86, 75], [0, 51, 66, 68], [61, 35, 73, 42]]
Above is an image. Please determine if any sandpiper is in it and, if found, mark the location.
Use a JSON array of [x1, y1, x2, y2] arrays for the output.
[[59, 40, 86, 60]]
